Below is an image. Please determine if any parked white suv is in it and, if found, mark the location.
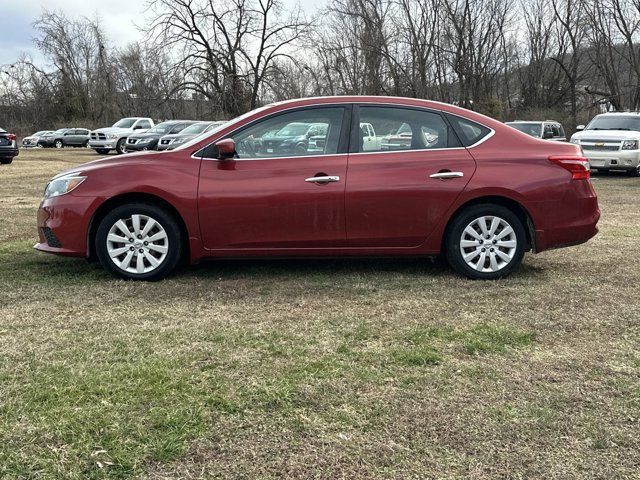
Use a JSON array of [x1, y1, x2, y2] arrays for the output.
[[570, 112, 640, 176], [89, 117, 155, 155]]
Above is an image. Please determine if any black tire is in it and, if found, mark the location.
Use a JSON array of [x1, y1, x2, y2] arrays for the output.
[[627, 166, 640, 177], [115, 138, 127, 155], [95, 203, 182, 281], [95, 149, 110, 155], [84, 140, 90, 148], [54, 139, 63, 149], [445, 204, 526, 280], [0, 157, 13, 165]]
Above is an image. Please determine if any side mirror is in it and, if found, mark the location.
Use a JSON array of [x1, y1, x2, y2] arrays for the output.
[[215, 138, 236, 160], [576, 125, 585, 131]]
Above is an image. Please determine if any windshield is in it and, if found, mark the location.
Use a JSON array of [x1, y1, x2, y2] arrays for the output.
[[53, 129, 67, 134], [180, 123, 214, 135], [147, 123, 176, 134], [276, 123, 310, 136], [586, 115, 640, 131], [34, 131, 49, 136], [112, 118, 137, 128], [507, 122, 542, 137]]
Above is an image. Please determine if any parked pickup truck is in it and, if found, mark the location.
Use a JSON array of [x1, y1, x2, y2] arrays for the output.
[[89, 117, 155, 155]]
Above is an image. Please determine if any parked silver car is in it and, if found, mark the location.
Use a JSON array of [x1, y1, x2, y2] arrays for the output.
[[22, 130, 54, 148], [157, 121, 226, 151], [505, 120, 567, 142]]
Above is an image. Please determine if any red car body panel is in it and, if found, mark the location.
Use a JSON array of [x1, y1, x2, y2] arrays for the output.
[[35, 96, 599, 264]]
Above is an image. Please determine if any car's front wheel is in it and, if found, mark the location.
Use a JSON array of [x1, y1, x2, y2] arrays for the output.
[[0, 157, 13, 165], [445, 204, 526, 280], [95, 203, 182, 281], [115, 138, 127, 155], [54, 139, 63, 149], [95, 149, 110, 155]]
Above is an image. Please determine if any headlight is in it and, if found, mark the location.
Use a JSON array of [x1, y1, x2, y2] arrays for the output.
[[138, 138, 151, 144], [44, 172, 87, 199], [570, 138, 580, 144], [109, 134, 119, 139], [172, 138, 185, 144], [621, 140, 638, 150]]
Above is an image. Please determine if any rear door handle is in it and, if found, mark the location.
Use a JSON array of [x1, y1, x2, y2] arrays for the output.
[[429, 171, 464, 179], [305, 175, 340, 183]]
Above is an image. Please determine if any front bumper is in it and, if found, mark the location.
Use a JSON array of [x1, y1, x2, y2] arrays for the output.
[[126, 140, 158, 151], [34, 194, 100, 257], [582, 149, 640, 171], [89, 139, 117, 150]]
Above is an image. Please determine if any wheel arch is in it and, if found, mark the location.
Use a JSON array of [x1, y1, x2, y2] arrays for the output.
[[442, 195, 536, 253], [87, 192, 190, 262]]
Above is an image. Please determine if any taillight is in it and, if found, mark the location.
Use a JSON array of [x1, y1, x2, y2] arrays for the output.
[[7, 133, 16, 142], [548, 155, 590, 180]]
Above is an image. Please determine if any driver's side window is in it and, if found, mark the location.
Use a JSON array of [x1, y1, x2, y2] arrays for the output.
[[230, 107, 345, 159]]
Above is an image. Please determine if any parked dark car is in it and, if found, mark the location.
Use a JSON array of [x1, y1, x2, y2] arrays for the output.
[[259, 122, 328, 154], [125, 121, 197, 152], [0, 128, 19, 164], [39, 128, 91, 148], [157, 121, 226, 151], [22, 130, 54, 148]]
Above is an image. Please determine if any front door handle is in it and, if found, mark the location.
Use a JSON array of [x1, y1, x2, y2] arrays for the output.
[[429, 171, 464, 179], [305, 175, 340, 183]]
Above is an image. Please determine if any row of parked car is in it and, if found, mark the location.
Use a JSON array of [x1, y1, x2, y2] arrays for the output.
[[4, 111, 640, 176], [20, 118, 226, 155]]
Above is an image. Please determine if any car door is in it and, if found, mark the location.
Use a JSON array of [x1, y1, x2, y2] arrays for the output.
[[197, 105, 351, 250], [345, 105, 477, 248]]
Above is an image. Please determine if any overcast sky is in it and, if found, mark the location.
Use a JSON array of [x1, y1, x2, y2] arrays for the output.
[[0, 0, 325, 66]]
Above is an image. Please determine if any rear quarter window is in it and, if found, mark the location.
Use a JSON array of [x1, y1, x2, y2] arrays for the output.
[[445, 114, 492, 147]]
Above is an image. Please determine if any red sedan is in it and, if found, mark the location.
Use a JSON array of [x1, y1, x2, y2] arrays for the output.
[[35, 96, 599, 280]]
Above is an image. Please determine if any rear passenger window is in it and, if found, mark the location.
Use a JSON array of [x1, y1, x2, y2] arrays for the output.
[[445, 114, 492, 146], [357, 106, 458, 152]]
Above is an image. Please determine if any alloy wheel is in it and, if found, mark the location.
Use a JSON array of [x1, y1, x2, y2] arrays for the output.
[[459, 215, 517, 273], [106, 214, 169, 274]]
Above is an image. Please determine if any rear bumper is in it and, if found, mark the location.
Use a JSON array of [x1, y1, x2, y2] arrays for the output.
[[0, 146, 18, 158], [533, 180, 600, 252], [35, 194, 100, 257]]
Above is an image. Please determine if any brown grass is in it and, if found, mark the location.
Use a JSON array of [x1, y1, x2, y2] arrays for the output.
[[0, 149, 638, 479]]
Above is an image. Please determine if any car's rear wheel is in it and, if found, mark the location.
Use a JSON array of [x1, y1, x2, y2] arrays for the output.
[[445, 204, 526, 280], [115, 138, 127, 155], [0, 158, 13, 165], [84, 140, 90, 148], [95, 203, 182, 281]]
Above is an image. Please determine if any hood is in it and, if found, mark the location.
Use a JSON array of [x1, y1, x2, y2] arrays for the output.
[[160, 133, 195, 140], [571, 129, 640, 141], [92, 127, 138, 135], [129, 132, 162, 140], [55, 152, 155, 178]]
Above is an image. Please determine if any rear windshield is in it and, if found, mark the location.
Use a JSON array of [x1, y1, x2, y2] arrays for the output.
[[506, 122, 542, 137], [585, 115, 640, 132], [113, 118, 137, 128]]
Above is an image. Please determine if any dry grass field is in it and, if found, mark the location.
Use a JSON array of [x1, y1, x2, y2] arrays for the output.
[[0, 149, 639, 479]]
